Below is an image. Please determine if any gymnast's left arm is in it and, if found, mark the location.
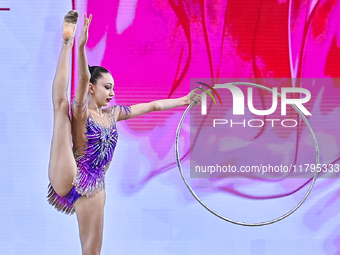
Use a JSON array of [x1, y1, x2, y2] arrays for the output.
[[128, 88, 202, 119]]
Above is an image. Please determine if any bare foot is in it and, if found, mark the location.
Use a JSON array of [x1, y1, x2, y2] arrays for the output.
[[63, 10, 79, 43]]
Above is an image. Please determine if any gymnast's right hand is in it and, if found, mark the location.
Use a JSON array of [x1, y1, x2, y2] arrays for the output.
[[79, 13, 92, 48]]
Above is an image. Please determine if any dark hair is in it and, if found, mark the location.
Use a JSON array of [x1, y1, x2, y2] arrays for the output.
[[88, 65, 110, 85]]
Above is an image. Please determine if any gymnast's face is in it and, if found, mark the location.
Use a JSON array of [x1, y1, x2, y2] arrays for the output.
[[89, 72, 115, 107]]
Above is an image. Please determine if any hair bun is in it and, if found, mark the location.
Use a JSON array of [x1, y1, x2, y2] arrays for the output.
[[88, 66, 110, 85]]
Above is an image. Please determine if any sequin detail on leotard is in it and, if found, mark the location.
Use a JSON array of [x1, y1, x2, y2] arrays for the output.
[[47, 102, 131, 215]]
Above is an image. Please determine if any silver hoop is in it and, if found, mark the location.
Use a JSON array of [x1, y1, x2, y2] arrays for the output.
[[175, 82, 320, 226]]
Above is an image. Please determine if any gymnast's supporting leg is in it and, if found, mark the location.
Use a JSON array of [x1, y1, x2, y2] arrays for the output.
[[48, 10, 79, 196], [74, 190, 106, 255]]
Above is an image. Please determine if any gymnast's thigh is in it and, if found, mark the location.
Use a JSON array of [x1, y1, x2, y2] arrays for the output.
[[74, 190, 106, 254]]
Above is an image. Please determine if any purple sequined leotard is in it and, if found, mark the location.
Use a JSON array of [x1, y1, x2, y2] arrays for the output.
[[47, 99, 131, 215]]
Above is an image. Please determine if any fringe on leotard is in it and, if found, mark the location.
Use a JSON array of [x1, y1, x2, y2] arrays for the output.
[[47, 184, 75, 215]]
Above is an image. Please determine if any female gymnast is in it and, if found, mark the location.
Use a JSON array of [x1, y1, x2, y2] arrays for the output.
[[47, 10, 202, 255]]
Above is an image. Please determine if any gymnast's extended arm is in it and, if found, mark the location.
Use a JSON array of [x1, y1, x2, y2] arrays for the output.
[[73, 14, 92, 120]]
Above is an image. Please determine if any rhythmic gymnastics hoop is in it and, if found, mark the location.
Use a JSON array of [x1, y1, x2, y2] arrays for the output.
[[175, 82, 320, 226]]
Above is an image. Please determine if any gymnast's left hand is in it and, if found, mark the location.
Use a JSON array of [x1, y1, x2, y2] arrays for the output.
[[187, 87, 202, 106]]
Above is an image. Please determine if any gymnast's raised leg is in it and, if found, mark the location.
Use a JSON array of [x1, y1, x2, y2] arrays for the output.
[[48, 10, 79, 197]]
